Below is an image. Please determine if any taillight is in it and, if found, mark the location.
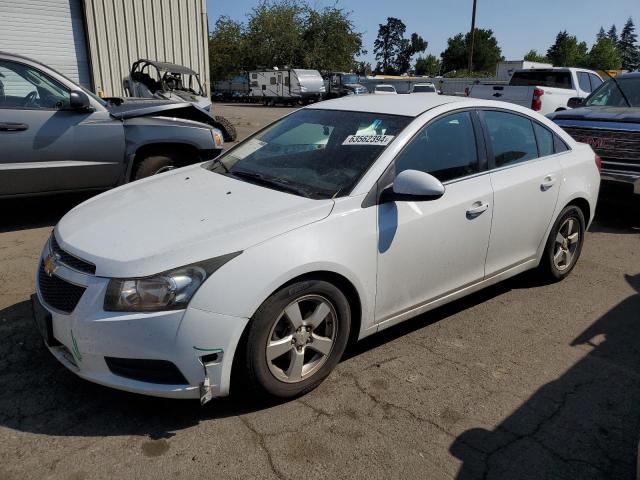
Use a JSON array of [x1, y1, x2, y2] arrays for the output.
[[531, 88, 544, 111], [464, 87, 470, 97], [595, 154, 602, 172]]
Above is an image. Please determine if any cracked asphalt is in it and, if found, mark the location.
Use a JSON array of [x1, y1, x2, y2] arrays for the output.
[[1, 103, 640, 480]]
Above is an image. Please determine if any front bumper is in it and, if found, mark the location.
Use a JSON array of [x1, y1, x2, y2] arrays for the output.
[[600, 169, 640, 194], [35, 246, 248, 401]]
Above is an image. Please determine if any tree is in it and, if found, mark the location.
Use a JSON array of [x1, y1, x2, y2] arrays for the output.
[[441, 29, 502, 73], [243, 0, 306, 70], [301, 6, 364, 72], [607, 25, 618, 43], [414, 54, 440, 76], [373, 17, 427, 74], [209, 17, 246, 81], [587, 37, 622, 70], [353, 61, 372, 76], [546, 31, 588, 67], [597, 27, 607, 41], [619, 18, 640, 70], [524, 49, 549, 63]]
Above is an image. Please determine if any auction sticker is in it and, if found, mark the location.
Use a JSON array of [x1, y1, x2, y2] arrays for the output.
[[342, 135, 395, 146]]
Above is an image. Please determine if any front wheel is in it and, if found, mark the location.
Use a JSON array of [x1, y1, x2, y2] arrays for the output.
[[133, 154, 177, 180], [539, 205, 586, 280], [239, 280, 351, 398]]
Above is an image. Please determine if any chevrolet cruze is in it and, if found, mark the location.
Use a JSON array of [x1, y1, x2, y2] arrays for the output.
[[33, 95, 600, 403]]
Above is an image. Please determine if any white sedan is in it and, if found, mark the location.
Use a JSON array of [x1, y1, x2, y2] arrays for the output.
[[33, 95, 600, 403], [374, 84, 397, 95]]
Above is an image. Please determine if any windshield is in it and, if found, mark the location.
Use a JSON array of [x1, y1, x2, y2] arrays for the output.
[[209, 109, 412, 199], [162, 72, 204, 96], [413, 85, 436, 93], [510, 71, 572, 89], [341, 74, 359, 84], [585, 77, 640, 107]]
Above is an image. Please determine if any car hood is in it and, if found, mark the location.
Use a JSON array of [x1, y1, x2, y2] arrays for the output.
[[107, 99, 215, 125], [549, 106, 640, 123], [55, 165, 334, 278]]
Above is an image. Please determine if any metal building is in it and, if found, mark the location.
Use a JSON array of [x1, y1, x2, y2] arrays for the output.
[[0, 0, 209, 97]]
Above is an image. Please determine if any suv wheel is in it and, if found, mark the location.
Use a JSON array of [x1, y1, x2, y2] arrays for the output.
[[213, 115, 237, 142], [133, 154, 178, 180]]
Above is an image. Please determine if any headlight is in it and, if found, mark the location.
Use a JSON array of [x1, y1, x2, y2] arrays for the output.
[[104, 252, 241, 312], [212, 129, 224, 148]]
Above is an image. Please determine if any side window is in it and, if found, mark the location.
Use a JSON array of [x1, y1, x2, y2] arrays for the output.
[[251, 73, 258, 80], [554, 134, 569, 153], [270, 77, 276, 85], [395, 111, 479, 182], [0, 60, 70, 110], [484, 111, 538, 168], [589, 74, 603, 91], [577, 72, 591, 93], [533, 123, 554, 157]]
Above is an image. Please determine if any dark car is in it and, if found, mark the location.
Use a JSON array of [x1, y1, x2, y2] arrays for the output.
[[548, 72, 640, 195], [0, 52, 224, 197]]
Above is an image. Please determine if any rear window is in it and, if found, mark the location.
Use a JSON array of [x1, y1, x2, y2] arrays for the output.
[[413, 85, 436, 93], [510, 71, 572, 89]]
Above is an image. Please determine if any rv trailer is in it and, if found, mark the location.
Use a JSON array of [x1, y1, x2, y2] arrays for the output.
[[249, 69, 325, 105]]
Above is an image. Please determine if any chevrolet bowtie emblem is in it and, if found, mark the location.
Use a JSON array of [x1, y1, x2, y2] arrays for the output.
[[43, 253, 60, 277]]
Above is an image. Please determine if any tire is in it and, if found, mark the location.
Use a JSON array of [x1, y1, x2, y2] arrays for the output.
[[213, 115, 237, 142], [539, 205, 586, 281], [239, 279, 351, 399], [133, 154, 178, 180]]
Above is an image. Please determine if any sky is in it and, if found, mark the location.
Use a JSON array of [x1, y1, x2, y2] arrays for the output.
[[205, 0, 639, 65]]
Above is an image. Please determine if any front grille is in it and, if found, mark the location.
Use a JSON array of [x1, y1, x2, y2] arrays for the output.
[[104, 357, 189, 385], [51, 235, 96, 274], [562, 126, 640, 175], [38, 262, 86, 314]]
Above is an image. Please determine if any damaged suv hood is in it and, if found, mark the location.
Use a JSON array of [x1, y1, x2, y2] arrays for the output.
[[107, 99, 215, 125]]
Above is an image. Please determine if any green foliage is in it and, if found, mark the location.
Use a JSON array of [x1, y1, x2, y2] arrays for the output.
[[607, 25, 618, 43], [619, 18, 640, 70], [208, 0, 363, 81], [353, 61, 372, 76], [440, 29, 502, 73], [373, 17, 427, 74], [546, 31, 588, 67], [587, 37, 622, 70], [523, 49, 549, 63], [414, 54, 440, 76]]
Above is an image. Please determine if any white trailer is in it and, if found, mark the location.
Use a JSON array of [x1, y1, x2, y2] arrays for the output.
[[496, 60, 553, 81], [249, 69, 325, 105]]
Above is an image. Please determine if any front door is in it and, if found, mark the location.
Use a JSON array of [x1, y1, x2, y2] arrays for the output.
[[0, 59, 125, 195], [375, 111, 494, 323]]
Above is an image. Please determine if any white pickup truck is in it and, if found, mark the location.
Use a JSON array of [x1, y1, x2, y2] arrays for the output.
[[468, 68, 603, 115]]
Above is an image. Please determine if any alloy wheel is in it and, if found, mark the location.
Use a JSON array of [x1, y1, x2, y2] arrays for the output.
[[553, 217, 580, 271], [266, 294, 337, 383]]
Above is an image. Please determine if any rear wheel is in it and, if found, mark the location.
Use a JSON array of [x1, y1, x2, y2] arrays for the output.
[[133, 154, 178, 180], [539, 205, 585, 280], [239, 279, 351, 398]]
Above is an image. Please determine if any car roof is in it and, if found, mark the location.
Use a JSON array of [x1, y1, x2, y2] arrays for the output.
[[309, 94, 468, 117], [137, 59, 196, 75], [617, 71, 640, 79]]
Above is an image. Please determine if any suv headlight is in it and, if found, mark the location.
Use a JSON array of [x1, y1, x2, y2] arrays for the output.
[[104, 252, 241, 312]]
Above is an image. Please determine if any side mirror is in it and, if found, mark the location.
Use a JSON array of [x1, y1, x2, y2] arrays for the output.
[[69, 90, 91, 111], [567, 97, 584, 109], [381, 169, 445, 203]]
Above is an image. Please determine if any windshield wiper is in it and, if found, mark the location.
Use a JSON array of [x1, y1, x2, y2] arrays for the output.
[[210, 158, 229, 173], [230, 170, 312, 197]]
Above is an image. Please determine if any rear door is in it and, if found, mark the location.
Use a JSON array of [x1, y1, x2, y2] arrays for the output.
[[480, 109, 563, 275]]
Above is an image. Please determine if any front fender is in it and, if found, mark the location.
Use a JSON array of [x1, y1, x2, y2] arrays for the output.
[[188, 195, 378, 340]]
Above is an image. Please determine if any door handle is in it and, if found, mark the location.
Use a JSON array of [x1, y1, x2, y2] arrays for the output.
[[466, 201, 489, 218], [0, 122, 29, 131], [540, 175, 556, 191]]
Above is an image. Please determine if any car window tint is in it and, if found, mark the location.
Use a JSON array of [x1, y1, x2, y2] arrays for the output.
[[589, 74, 603, 91], [554, 134, 569, 153], [533, 123, 554, 157], [395, 112, 479, 182], [484, 111, 538, 168], [0, 60, 70, 110], [578, 72, 591, 92]]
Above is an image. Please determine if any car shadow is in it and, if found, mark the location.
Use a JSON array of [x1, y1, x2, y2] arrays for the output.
[[450, 273, 640, 479], [590, 186, 640, 233]]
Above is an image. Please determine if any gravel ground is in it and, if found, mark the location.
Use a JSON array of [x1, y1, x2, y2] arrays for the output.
[[0, 103, 639, 480]]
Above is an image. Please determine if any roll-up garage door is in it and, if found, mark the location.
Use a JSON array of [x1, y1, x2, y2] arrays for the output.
[[0, 0, 92, 88]]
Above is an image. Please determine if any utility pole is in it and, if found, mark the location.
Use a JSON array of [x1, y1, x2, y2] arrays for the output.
[[468, 0, 478, 73]]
